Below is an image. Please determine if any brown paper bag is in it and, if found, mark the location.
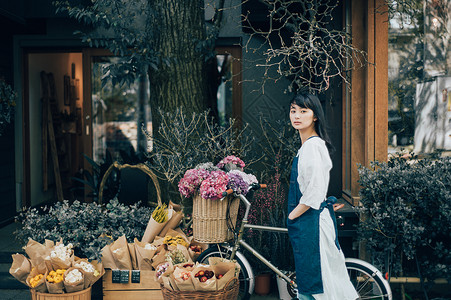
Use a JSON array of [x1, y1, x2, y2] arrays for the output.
[[166, 244, 191, 264], [174, 262, 195, 271], [45, 270, 64, 294], [168, 200, 182, 212], [154, 261, 174, 284], [24, 239, 48, 266], [151, 247, 168, 269], [48, 246, 74, 271], [162, 275, 175, 290], [165, 228, 190, 245], [63, 267, 85, 293], [128, 242, 138, 270], [192, 264, 216, 291], [89, 260, 105, 287], [172, 266, 196, 291], [141, 207, 173, 244], [110, 235, 133, 270], [208, 257, 241, 277], [9, 254, 31, 285], [153, 236, 165, 247], [44, 239, 55, 249], [73, 258, 105, 289], [26, 262, 48, 293], [212, 261, 236, 290], [188, 240, 208, 262], [134, 238, 158, 270], [100, 244, 118, 269], [159, 210, 184, 236]]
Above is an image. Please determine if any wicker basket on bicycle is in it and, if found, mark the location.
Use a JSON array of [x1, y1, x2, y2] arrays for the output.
[[192, 193, 240, 243], [160, 277, 239, 300]]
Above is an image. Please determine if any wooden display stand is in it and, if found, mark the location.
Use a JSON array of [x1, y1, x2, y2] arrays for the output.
[[102, 270, 163, 300]]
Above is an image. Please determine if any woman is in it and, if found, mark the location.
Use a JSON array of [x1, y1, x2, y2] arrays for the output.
[[287, 93, 358, 300]]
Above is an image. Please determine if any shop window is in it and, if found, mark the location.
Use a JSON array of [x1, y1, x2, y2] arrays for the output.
[[388, 0, 450, 156]]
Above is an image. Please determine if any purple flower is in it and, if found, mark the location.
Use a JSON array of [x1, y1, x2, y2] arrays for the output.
[[227, 171, 249, 195]]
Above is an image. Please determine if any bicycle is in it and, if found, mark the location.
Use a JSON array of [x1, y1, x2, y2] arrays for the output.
[[196, 184, 392, 300]]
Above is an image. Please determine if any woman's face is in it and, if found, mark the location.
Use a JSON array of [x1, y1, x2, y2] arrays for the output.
[[290, 103, 316, 132]]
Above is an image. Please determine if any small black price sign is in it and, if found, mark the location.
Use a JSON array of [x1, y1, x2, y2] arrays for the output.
[[112, 270, 121, 283], [131, 270, 140, 283], [120, 270, 130, 283]]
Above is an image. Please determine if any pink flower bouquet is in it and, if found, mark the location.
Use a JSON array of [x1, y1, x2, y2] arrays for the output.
[[178, 156, 257, 200]]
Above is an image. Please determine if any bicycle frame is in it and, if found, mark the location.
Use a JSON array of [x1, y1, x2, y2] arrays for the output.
[[228, 193, 297, 289]]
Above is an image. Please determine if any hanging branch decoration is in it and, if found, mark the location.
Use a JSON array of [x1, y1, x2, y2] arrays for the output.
[[143, 108, 258, 185], [242, 0, 368, 93]]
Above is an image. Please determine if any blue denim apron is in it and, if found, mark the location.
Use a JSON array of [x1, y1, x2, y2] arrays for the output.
[[287, 154, 341, 295]]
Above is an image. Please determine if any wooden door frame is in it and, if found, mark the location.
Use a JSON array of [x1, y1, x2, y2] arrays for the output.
[[215, 46, 243, 124], [342, 0, 388, 205], [81, 48, 112, 170]]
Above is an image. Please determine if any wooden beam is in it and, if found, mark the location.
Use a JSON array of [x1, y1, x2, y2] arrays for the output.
[[366, 0, 376, 166], [350, 0, 367, 204], [374, 0, 388, 162], [346, 0, 389, 203]]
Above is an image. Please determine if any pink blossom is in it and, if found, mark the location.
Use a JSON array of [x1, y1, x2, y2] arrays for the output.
[[178, 168, 210, 198], [199, 170, 229, 199], [216, 155, 245, 170]]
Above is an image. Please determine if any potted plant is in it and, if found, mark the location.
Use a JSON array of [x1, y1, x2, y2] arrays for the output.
[[0, 78, 16, 136]]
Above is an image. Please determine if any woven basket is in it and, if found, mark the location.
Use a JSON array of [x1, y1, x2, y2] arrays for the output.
[[98, 162, 162, 206], [160, 277, 239, 300], [30, 287, 91, 300], [192, 193, 239, 243]]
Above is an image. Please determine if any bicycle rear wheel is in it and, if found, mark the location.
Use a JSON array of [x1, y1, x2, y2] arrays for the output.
[[283, 258, 392, 300], [346, 258, 392, 300], [196, 245, 253, 300]]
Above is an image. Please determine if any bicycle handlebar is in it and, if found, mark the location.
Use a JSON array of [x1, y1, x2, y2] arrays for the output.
[[219, 184, 266, 198]]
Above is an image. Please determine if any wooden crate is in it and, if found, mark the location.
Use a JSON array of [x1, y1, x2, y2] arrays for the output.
[[102, 270, 164, 300]]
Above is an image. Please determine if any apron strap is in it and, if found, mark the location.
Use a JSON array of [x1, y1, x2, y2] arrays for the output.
[[320, 196, 341, 250]]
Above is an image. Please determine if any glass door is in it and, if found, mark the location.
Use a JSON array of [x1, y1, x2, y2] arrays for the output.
[[90, 56, 151, 163], [83, 49, 151, 168]]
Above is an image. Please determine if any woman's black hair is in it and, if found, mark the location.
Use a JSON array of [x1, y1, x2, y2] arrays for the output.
[[290, 93, 335, 155]]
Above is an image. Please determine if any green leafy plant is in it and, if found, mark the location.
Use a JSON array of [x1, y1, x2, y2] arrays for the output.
[[15, 198, 152, 260], [357, 154, 451, 281]]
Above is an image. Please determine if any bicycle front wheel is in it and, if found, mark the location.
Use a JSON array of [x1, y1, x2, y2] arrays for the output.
[[346, 258, 392, 300], [196, 245, 254, 300]]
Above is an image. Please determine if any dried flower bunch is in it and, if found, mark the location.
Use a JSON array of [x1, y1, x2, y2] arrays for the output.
[[65, 269, 83, 284], [178, 155, 258, 200]]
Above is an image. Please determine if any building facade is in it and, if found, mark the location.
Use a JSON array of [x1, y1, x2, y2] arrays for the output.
[[0, 0, 427, 225]]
